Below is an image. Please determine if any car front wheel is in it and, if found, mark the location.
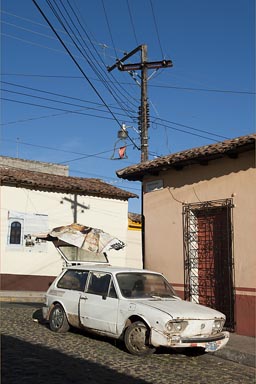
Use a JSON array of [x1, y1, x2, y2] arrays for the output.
[[49, 304, 70, 333], [124, 321, 156, 356]]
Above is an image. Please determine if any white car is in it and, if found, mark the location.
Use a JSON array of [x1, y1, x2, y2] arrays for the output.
[[43, 264, 229, 356]]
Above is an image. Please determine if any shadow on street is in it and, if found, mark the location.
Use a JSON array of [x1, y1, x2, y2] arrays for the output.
[[1, 334, 148, 384]]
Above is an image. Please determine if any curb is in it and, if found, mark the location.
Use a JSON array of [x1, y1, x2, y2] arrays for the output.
[[0, 296, 45, 303], [214, 348, 255, 368], [0, 292, 45, 303]]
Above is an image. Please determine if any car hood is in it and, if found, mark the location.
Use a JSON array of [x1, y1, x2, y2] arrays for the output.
[[136, 298, 225, 320]]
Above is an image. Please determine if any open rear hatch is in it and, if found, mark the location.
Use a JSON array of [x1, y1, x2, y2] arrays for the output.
[[35, 223, 125, 266]]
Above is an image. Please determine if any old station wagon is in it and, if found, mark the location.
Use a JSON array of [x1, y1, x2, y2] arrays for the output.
[[43, 262, 229, 356]]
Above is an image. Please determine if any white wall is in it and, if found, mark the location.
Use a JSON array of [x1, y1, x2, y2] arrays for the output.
[[0, 186, 129, 276]]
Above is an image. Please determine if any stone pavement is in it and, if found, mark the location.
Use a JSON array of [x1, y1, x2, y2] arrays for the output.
[[0, 290, 255, 368]]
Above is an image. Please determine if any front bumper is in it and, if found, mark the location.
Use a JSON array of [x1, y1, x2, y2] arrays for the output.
[[151, 329, 230, 352]]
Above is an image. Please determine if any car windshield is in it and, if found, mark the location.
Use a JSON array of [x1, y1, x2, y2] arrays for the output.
[[116, 272, 177, 299]]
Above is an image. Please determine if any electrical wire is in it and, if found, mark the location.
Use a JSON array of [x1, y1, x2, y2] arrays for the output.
[[101, 0, 118, 58], [1, 96, 125, 122], [2, 20, 64, 41], [1, 32, 69, 55], [1, 87, 135, 121], [149, 0, 164, 57], [3, 4, 250, 151], [4, 75, 230, 140], [153, 117, 230, 140], [1, 9, 126, 57], [127, 0, 139, 46], [1, 80, 135, 113], [149, 83, 255, 95], [2, 73, 254, 95], [0, 137, 135, 163], [1, 93, 230, 142], [42, 0, 140, 147], [32, 0, 123, 128], [58, 0, 139, 116], [1, 80, 233, 142], [65, 0, 139, 109]]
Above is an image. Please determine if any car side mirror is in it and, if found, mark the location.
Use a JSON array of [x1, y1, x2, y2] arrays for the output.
[[102, 294, 107, 300]]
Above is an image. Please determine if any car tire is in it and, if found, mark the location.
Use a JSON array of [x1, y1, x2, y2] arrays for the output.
[[124, 321, 156, 356], [49, 304, 70, 333]]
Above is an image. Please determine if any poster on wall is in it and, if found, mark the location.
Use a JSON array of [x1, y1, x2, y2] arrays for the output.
[[7, 210, 49, 252]]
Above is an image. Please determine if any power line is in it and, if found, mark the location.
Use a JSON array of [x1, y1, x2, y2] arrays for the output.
[[149, 0, 164, 57], [1, 32, 69, 55], [1, 96, 125, 122], [57, 0, 138, 115], [149, 83, 255, 95], [101, 0, 118, 58], [65, 0, 139, 110], [0, 107, 110, 126], [127, 0, 139, 46], [1, 9, 125, 55], [1, 80, 135, 113], [2, 73, 253, 95], [1, 77, 233, 142], [32, 0, 123, 129], [41, 0, 140, 148], [2, 20, 63, 41], [153, 117, 230, 140], [1, 94, 230, 142], [1, 89, 132, 121], [1, 139, 138, 170], [56, 145, 135, 165], [153, 121, 224, 143], [0, 138, 107, 159], [1, 87, 135, 121]]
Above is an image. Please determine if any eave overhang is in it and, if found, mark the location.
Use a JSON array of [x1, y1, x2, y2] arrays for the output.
[[116, 134, 255, 181]]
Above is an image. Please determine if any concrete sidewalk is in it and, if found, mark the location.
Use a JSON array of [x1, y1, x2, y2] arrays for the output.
[[1, 290, 255, 368]]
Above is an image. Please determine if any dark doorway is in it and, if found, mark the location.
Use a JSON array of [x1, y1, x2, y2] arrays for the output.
[[183, 199, 234, 331]]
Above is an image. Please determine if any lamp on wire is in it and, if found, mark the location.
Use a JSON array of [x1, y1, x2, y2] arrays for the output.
[[110, 124, 128, 160]]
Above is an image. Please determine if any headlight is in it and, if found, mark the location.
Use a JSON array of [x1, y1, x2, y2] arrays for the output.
[[166, 320, 188, 333], [212, 319, 225, 334]]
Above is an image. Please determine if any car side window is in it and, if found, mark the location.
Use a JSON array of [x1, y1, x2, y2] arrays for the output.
[[108, 280, 118, 299], [57, 270, 88, 291], [87, 272, 112, 296]]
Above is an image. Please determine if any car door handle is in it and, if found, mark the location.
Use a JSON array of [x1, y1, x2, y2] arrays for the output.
[[80, 295, 88, 300]]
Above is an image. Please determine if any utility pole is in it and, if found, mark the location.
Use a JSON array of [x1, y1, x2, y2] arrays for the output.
[[108, 45, 172, 268], [108, 44, 173, 162]]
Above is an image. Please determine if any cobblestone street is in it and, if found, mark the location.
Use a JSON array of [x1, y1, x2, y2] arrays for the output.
[[1, 303, 255, 384]]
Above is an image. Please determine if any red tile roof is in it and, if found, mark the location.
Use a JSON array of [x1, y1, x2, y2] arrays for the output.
[[116, 134, 255, 181], [0, 166, 138, 200]]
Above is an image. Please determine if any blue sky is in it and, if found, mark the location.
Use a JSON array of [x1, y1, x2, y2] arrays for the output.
[[1, 0, 255, 213]]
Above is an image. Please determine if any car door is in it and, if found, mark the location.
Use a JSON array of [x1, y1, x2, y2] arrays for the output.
[[79, 271, 119, 335], [56, 269, 89, 326]]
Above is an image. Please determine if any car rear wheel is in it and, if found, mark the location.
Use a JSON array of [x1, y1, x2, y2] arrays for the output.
[[49, 304, 70, 333], [124, 321, 156, 356]]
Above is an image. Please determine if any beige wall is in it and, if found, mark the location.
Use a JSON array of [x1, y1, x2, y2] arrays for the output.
[[143, 151, 256, 290], [142, 150, 256, 335], [126, 228, 143, 269]]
